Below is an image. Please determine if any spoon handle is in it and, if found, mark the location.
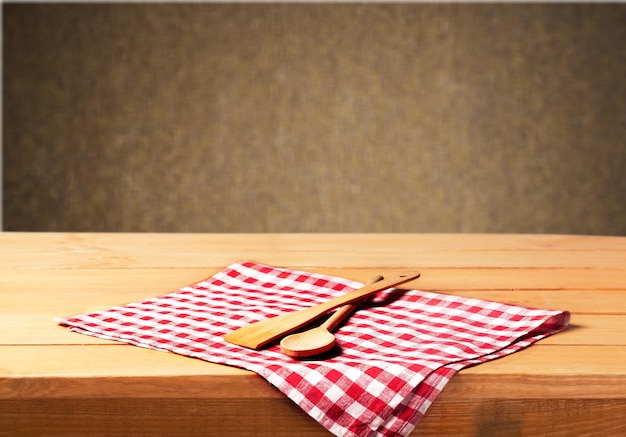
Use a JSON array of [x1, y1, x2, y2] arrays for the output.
[[321, 275, 384, 332]]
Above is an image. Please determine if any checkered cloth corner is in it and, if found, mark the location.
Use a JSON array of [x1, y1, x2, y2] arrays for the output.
[[58, 261, 570, 437]]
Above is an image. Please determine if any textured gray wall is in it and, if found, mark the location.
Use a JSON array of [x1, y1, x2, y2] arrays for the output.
[[3, 3, 625, 233]]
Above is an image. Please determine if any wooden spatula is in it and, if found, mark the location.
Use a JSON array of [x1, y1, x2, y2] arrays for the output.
[[279, 275, 384, 358], [223, 271, 420, 350]]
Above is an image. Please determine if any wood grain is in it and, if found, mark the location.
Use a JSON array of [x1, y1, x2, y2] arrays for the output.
[[1, 233, 625, 436]]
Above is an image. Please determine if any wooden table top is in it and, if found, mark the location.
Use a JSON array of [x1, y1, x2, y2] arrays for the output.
[[1, 233, 625, 436]]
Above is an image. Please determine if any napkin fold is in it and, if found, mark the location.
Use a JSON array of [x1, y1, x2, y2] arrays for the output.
[[58, 261, 569, 437]]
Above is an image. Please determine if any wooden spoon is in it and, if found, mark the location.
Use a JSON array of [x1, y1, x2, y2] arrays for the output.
[[223, 271, 420, 350], [279, 275, 384, 358]]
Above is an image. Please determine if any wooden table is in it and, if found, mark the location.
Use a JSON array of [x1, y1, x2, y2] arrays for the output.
[[1, 233, 625, 436]]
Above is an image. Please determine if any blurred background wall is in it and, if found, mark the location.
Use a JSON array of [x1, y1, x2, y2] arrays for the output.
[[3, 3, 625, 234]]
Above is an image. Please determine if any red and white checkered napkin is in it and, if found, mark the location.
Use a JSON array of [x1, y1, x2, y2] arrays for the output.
[[58, 261, 569, 437]]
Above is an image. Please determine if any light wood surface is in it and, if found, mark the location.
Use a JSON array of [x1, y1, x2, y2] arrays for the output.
[[1, 233, 625, 436]]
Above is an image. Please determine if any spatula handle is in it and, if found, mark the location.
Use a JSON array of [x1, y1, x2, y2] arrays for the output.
[[320, 275, 384, 332]]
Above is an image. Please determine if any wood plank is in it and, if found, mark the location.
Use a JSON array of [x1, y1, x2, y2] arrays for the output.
[[2, 345, 625, 399], [1, 346, 262, 403], [0, 397, 325, 437], [2, 266, 626, 295], [2, 397, 624, 437], [2, 233, 625, 269], [460, 345, 626, 381], [7, 232, 626, 256], [418, 398, 626, 437], [2, 312, 624, 346], [538, 315, 626, 345], [1, 267, 624, 314]]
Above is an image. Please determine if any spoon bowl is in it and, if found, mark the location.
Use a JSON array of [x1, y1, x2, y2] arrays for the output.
[[280, 326, 338, 358]]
